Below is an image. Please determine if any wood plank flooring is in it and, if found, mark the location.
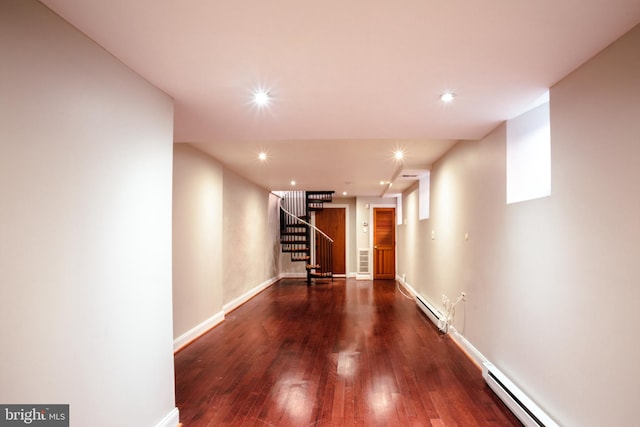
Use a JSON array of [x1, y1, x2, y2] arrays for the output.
[[174, 279, 522, 426]]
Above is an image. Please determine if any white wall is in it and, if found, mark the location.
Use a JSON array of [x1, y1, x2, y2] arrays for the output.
[[172, 145, 224, 346], [0, 1, 177, 426], [397, 24, 640, 426]]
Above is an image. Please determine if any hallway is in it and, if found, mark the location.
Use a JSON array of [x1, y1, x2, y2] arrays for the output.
[[174, 279, 520, 426]]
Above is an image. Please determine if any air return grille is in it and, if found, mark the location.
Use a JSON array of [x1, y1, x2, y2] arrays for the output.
[[358, 249, 369, 274]]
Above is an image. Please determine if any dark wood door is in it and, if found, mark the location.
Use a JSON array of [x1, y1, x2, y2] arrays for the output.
[[315, 208, 346, 275], [373, 208, 395, 279]]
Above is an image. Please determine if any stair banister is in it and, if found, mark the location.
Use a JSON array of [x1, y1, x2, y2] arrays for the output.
[[279, 205, 334, 243]]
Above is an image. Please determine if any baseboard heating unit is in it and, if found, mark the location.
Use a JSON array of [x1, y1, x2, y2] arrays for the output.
[[482, 363, 558, 427], [415, 294, 443, 327]]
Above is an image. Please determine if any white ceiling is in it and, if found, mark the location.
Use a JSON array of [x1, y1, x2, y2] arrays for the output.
[[40, 0, 640, 196]]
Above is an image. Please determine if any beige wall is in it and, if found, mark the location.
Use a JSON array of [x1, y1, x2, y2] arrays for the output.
[[222, 169, 280, 305], [0, 1, 177, 426], [172, 144, 224, 340], [172, 145, 281, 344], [397, 24, 640, 426]]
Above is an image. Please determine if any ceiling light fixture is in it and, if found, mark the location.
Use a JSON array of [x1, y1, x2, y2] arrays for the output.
[[253, 89, 271, 107], [290, 180, 296, 186], [258, 152, 267, 161], [394, 150, 404, 161], [440, 91, 456, 103]]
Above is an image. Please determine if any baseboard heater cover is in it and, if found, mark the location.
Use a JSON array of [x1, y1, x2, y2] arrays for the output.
[[415, 294, 443, 327], [482, 363, 558, 427]]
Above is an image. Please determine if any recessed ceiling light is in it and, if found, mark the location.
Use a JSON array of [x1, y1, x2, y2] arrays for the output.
[[258, 152, 267, 161], [394, 150, 404, 161], [290, 180, 296, 186], [342, 191, 347, 196], [253, 89, 271, 107], [380, 180, 386, 185], [440, 91, 456, 103]]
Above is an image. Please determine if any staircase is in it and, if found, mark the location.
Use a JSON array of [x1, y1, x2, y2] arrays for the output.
[[280, 191, 335, 284]]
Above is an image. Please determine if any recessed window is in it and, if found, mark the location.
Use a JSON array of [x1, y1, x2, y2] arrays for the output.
[[506, 98, 551, 204]]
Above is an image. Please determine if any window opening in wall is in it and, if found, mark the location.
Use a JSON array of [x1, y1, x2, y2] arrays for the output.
[[506, 95, 551, 204]]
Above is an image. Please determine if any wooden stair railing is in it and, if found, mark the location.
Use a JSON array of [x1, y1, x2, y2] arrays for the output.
[[280, 190, 334, 284]]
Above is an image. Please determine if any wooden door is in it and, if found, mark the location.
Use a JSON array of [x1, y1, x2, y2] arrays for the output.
[[314, 208, 346, 275], [373, 208, 395, 279]]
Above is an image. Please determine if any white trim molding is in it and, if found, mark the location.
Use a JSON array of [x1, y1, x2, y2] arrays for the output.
[[223, 276, 280, 314], [173, 311, 225, 352], [155, 407, 179, 427], [411, 288, 558, 427], [396, 274, 416, 295], [174, 276, 281, 353], [448, 326, 488, 369]]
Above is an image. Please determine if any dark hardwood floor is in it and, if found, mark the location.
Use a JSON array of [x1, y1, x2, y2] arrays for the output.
[[174, 278, 521, 426]]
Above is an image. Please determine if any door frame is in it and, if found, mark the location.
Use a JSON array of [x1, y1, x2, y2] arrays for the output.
[[312, 203, 350, 277], [369, 203, 396, 281]]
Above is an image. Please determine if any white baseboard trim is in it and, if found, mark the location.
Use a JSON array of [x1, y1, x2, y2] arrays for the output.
[[173, 311, 224, 352], [356, 273, 372, 280], [174, 277, 281, 353], [223, 276, 279, 314], [408, 286, 487, 369], [395, 274, 417, 297], [448, 326, 489, 370], [155, 407, 179, 427]]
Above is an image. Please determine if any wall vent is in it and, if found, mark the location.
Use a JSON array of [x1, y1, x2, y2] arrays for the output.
[[482, 363, 559, 427], [358, 249, 369, 274]]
